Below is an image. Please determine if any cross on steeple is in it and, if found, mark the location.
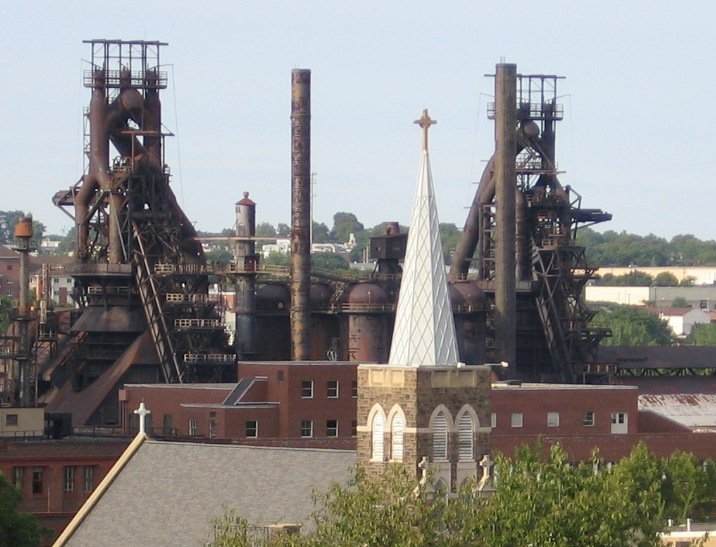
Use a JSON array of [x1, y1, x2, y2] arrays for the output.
[[414, 109, 437, 152], [134, 401, 151, 435]]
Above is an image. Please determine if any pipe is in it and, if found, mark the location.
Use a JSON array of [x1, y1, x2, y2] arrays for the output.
[[494, 63, 517, 374], [290, 69, 312, 361]]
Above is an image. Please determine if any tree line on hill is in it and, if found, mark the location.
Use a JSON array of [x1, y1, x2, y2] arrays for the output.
[[209, 443, 716, 547], [578, 227, 716, 267], [13, 208, 716, 269]]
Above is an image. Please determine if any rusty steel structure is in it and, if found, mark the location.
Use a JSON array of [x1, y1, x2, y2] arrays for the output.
[[290, 69, 312, 361], [47, 40, 234, 425], [450, 65, 611, 382]]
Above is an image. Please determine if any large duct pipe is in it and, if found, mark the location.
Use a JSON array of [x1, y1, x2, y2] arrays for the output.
[[290, 69, 311, 361], [494, 63, 517, 374], [235, 192, 257, 358]]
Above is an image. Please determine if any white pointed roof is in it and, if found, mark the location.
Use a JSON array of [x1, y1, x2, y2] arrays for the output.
[[388, 110, 459, 368]]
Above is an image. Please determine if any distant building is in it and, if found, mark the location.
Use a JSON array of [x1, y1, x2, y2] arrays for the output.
[[656, 307, 709, 337]]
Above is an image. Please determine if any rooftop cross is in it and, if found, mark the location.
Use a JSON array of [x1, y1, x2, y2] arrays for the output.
[[414, 109, 437, 152], [133, 402, 151, 435]]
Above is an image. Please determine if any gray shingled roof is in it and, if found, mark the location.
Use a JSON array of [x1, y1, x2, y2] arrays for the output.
[[65, 440, 355, 547]]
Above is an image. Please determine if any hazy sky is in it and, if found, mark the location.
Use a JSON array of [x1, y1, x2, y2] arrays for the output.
[[2, 1, 714, 240]]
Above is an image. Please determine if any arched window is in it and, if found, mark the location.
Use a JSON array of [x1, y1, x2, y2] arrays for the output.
[[432, 410, 448, 461], [371, 410, 385, 461], [391, 412, 405, 462], [458, 411, 475, 462]]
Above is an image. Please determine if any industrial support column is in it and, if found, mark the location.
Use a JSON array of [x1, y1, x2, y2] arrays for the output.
[[494, 63, 517, 374], [290, 69, 311, 360]]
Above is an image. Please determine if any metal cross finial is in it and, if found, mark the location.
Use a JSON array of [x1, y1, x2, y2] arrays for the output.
[[414, 109, 437, 152], [134, 401, 151, 435]]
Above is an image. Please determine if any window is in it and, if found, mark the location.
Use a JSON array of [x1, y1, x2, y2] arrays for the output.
[[351, 380, 358, 398], [611, 412, 628, 434], [188, 418, 198, 436], [583, 411, 595, 427], [490, 413, 497, 429], [326, 419, 338, 437], [277, 370, 284, 382], [511, 413, 523, 428], [300, 420, 313, 438], [13, 467, 23, 488], [301, 380, 313, 398], [327, 380, 339, 398], [432, 410, 448, 461], [351, 420, 357, 437], [31, 468, 43, 494], [245, 420, 258, 438], [391, 413, 405, 462], [83, 467, 94, 493], [64, 467, 75, 493], [163, 414, 174, 435], [5, 414, 18, 426], [209, 412, 217, 439], [458, 412, 474, 461], [547, 412, 560, 428], [371, 411, 385, 461]]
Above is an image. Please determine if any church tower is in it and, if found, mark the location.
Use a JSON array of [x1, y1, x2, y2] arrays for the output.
[[357, 111, 491, 490]]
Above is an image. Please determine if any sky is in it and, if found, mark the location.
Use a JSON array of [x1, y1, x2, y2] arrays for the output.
[[2, 1, 714, 240]]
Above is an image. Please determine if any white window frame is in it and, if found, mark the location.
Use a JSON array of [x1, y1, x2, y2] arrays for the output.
[[432, 411, 449, 461], [327, 380, 339, 398], [83, 466, 94, 493], [326, 419, 338, 437], [188, 418, 198, 436], [391, 413, 405, 462], [547, 412, 560, 428], [63, 466, 75, 493], [583, 411, 595, 427], [490, 413, 497, 429], [301, 380, 313, 399], [300, 420, 313, 438], [511, 412, 524, 428], [371, 411, 385, 461], [457, 412, 475, 462], [245, 420, 258, 438]]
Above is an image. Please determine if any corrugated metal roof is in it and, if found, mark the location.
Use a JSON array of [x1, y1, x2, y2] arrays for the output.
[[639, 393, 716, 430]]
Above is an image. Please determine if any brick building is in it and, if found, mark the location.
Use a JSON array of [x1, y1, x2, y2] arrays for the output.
[[122, 361, 358, 447], [0, 437, 129, 544]]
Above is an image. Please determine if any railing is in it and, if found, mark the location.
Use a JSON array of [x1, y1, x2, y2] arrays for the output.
[[183, 353, 236, 364], [174, 318, 222, 330]]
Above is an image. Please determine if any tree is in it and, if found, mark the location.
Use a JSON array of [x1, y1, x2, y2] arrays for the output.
[[0, 474, 49, 546], [312, 253, 349, 272], [591, 304, 673, 346], [671, 297, 689, 308], [311, 222, 330, 244], [277, 223, 291, 237], [439, 223, 460, 265], [0, 296, 14, 334], [684, 323, 716, 345], [209, 443, 693, 547], [654, 272, 679, 287], [256, 223, 277, 238], [330, 212, 363, 244]]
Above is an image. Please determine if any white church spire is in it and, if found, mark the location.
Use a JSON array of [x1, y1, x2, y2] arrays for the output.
[[388, 109, 459, 367]]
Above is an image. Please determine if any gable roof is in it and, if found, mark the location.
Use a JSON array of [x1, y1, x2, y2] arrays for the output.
[[56, 438, 355, 547]]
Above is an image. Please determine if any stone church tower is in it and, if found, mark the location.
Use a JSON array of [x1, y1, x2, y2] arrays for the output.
[[357, 111, 491, 490]]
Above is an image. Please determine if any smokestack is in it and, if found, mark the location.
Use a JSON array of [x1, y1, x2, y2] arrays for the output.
[[235, 192, 257, 358], [290, 69, 311, 360], [14, 216, 33, 406], [494, 63, 517, 375]]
